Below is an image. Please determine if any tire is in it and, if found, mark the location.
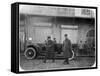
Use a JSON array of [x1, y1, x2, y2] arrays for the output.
[[69, 50, 74, 60], [24, 47, 36, 59]]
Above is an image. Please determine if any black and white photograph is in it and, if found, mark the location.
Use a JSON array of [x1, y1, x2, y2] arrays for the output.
[[17, 3, 97, 72]]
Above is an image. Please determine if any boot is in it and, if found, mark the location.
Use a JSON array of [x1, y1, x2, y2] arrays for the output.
[[63, 58, 69, 64]]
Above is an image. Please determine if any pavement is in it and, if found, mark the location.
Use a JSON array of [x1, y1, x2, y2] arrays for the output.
[[19, 54, 95, 71]]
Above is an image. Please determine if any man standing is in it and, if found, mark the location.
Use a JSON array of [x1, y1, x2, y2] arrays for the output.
[[53, 38, 57, 52], [43, 36, 55, 63], [78, 41, 83, 56], [62, 34, 72, 64], [53, 38, 57, 43]]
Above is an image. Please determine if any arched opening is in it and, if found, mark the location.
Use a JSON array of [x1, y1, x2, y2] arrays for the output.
[[85, 29, 95, 56], [86, 29, 95, 37], [86, 29, 95, 48]]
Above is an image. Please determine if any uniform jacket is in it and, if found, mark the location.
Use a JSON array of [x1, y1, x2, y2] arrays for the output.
[[46, 40, 55, 52]]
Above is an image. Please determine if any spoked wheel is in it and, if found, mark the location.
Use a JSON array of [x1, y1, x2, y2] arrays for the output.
[[24, 47, 36, 59]]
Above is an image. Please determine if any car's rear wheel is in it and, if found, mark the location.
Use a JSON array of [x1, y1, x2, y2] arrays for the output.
[[69, 50, 74, 60], [24, 47, 36, 59]]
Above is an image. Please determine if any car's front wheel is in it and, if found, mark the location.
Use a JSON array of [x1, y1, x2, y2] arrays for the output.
[[24, 47, 36, 59]]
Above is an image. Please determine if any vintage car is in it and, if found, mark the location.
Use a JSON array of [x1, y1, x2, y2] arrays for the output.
[[21, 41, 77, 60]]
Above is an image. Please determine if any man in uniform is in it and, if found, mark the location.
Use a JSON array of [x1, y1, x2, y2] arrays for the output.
[[62, 34, 72, 64], [43, 36, 55, 63]]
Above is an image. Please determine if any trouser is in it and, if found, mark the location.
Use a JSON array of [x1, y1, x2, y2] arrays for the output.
[[44, 51, 55, 63]]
